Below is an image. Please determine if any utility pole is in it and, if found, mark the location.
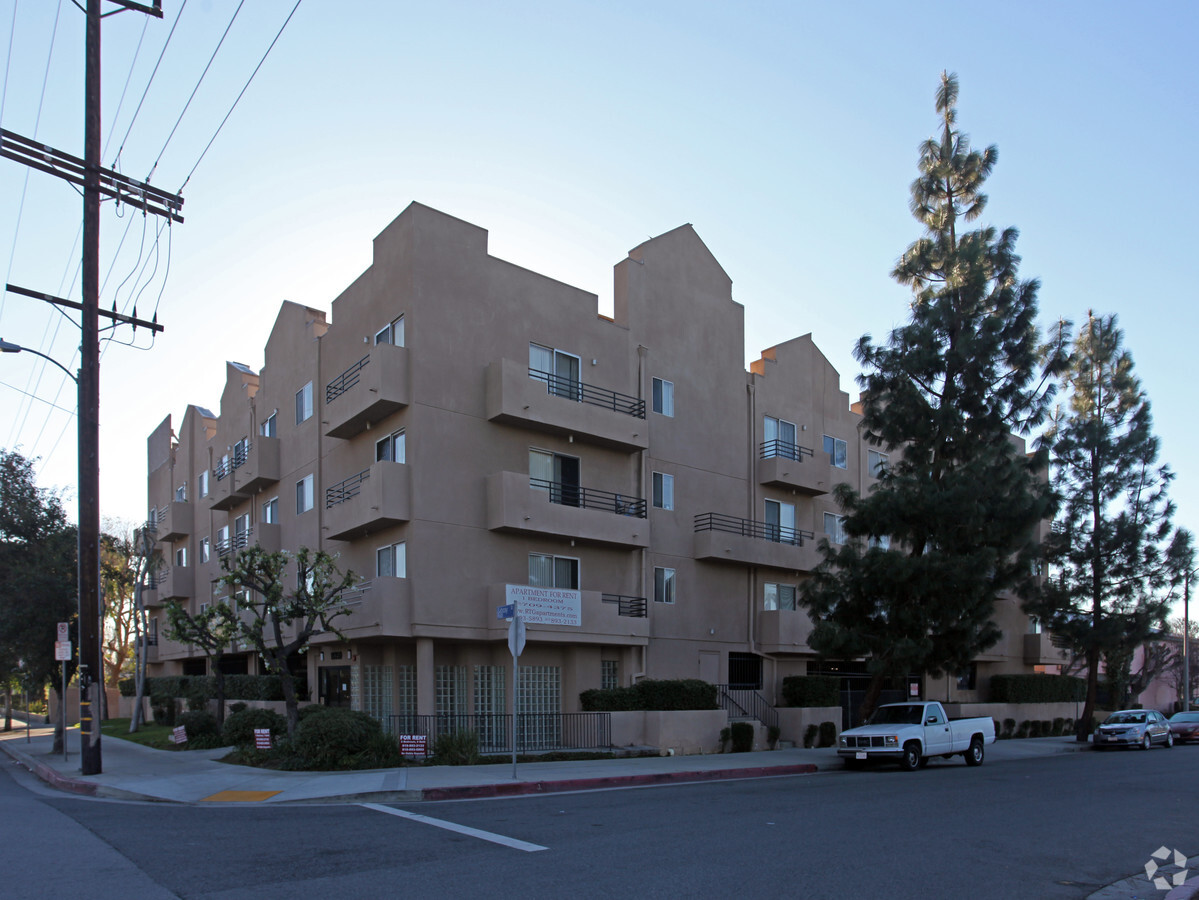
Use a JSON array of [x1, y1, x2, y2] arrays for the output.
[[1185, 570, 1191, 713], [0, 0, 177, 775]]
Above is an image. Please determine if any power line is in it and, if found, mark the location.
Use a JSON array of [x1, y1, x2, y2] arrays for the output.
[[177, 0, 302, 193], [0, 377, 77, 416], [0, 0, 18, 129]]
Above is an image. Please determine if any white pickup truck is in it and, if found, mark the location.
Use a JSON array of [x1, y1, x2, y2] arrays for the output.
[[837, 701, 996, 771]]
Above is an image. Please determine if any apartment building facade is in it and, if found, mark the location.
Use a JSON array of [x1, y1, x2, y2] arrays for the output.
[[143, 202, 1062, 726]]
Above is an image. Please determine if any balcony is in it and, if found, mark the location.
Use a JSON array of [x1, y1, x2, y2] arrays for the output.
[[237, 437, 280, 494], [216, 528, 253, 559], [693, 513, 820, 571], [324, 344, 410, 440], [485, 358, 648, 452], [486, 471, 649, 549], [1024, 632, 1068, 666], [757, 441, 829, 495], [209, 460, 245, 511], [154, 501, 193, 543], [324, 461, 411, 541], [756, 609, 815, 653], [316, 577, 412, 640], [487, 584, 649, 644], [157, 565, 194, 600]]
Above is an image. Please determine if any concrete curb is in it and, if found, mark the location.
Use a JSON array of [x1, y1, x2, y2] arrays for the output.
[[419, 763, 820, 802], [1, 739, 96, 797], [1166, 875, 1199, 900]]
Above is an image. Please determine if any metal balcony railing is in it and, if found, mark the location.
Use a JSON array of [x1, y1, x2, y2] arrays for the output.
[[214, 458, 231, 481], [759, 439, 814, 461], [326, 468, 370, 508], [601, 593, 648, 618], [530, 477, 646, 518], [694, 512, 815, 546], [216, 529, 251, 558], [231, 441, 250, 470], [326, 355, 370, 403], [529, 367, 645, 419]]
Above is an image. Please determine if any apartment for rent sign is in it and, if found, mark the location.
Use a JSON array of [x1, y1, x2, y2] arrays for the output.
[[505, 585, 582, 627]]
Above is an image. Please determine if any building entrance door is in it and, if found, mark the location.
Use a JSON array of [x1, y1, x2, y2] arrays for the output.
[[319, 666, 352, 707]]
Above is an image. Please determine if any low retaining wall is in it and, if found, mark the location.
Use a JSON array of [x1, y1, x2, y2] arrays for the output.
[[942, 702, 1082, 727], [610, 709, 729, 755], [776, 707, 842, 746]]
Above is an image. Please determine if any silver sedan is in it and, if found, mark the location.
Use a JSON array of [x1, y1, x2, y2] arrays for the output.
[[1094, 709, 1174, 750]]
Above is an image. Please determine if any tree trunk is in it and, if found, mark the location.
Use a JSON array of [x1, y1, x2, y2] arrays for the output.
[[131, 568, 148, 732], [857, 670, 886, 726], [1077, 645, 1100, 743], [279, 662, 298, 738], [51, 684, 64, 756], [214, 665, 227, 726], [3, 685, 11, 732]]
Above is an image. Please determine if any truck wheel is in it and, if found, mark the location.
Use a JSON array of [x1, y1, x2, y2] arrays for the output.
[[965, 737, 984, 766], [917, 755, 930, 769], [1141, 733, 1152, 751], [900, 742, 922, 771], [844, 758, 865, 771]]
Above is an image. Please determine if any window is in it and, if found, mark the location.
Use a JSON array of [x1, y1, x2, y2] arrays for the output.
[[175, 482, 187, 502], [295, 382, 313, 424], [824, 512, 848, 545], [296, 474, 314, 514], [601, 660, 618, 691], [652, 472, 674, 510], [376, 542, 406, 578], [376, 430, 405, 463], [956, 664, 977, 691], [868, 449, 888, 478], [199, 538, 210, 564], [654, 566, 675, 604], [234, 513, 250, 549], [260, 410, 277, 438], [262, 497, 278, 524], [823, 435, 847, 469], [198, 469, 209, 498], [764, 498, 797, 544], [174, 546, 187, 567], [216, 525, 230, 556], [217, 453, 230, 480], [375, 315, 405, 347], [529, 343, 581, 399], [529, 449, 580, 506], [528, 553, 579, 589], [652, 377, 674, 416], [868, 534, 891, 551], [232, 437, 249, 469], [764, 583, 797, 611], [435, 665, 467, 717], [763, 416, 798, 459]]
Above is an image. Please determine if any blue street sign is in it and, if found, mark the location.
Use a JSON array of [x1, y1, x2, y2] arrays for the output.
[[497, 604, 515, 620]]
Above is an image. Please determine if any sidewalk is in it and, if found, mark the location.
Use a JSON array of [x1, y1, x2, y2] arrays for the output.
[[1, 720, 1085, 806]]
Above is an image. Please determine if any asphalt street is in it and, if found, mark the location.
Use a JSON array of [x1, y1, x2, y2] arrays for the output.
[[3, 743, 1196, 899]]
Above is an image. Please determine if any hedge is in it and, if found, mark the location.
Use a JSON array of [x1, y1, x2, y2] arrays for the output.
[[780, 675, 839, 708], [989, 674, 1085, 704], [580, 679, 718, 711], [137, 674, 309, 703]]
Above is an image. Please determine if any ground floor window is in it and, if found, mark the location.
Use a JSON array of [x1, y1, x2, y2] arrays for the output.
[[436, 665, 467, 720], [474, 665, 507, 751], [363, 665, 394, 722], [601, 659, 618, 691], [517, 665, 561, 750]]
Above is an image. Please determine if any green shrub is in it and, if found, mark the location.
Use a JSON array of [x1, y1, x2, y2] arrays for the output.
[[780, 676, 839, 708], [297, 704, 324, 722], [1051, 718, 1065, 736], [767, 725, 780, 748], [1063, 718, 1075, 736], [579, 679, 718, 711], [118, 677, 135, 697], [803, 724, 818, 749], [222, 706, 287, 748], [177, 710, 224, 749], [1029, 720, 1043, 738], [229, 702, 247, 714], [1016, 720, 1030, 739], [293, 707, 383, 769], [818, 721, 837, 748], [1002, 718, 1016, 739], [730, 721, 754, 753], [1040, 720, 1052, 737], [431, 730, 481, 766], [143, 673, 309, 703], [989, 674, 1086, 703], [719, 726, 731, 752]]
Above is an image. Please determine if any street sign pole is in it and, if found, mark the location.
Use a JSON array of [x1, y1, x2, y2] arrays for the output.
[[507, 614, 526, 779], [61, 660, 67, 762]]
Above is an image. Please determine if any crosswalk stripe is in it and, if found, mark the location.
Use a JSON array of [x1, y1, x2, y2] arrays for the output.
[[360, 803, 548, 852]]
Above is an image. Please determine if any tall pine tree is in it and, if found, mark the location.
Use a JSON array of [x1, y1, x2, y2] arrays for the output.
[[801, 72, 1063, 722], [1027, 312, 1181, 740]]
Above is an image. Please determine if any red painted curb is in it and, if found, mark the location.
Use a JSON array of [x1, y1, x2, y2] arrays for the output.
[[420, 763, 818, 801], [0, 742, 97, 797]]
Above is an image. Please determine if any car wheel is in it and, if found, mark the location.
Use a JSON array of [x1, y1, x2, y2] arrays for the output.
[[900, 742, 922, 771], [1141, 733, 1152, 751], [965, 736, 985, 766], [1165, 732, 1174, 749]]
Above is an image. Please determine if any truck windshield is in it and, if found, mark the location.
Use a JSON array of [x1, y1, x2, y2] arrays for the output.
[[867, 705, 924, 726]]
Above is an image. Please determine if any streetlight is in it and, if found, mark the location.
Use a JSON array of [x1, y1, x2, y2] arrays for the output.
[[0, 338, 79, 384]]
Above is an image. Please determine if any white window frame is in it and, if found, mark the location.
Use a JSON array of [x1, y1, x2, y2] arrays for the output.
[[823, 434, 847, 469], [375, 315, 405, 347], [174, 546, 187, 567], [652, 377, 674, 417], [654, 566, 675, 604], [764, 582, 797, 611], [868, 449, 888, 478], [198, 469, 209, 498], [824, 512, 848, 545], [528, 553, 579, 590], [199, 537, 210, 563], [260, 410, 277, 438], [296, 474, 314, 514], [376, 541, 407, 578], [764, 498, 797, 544], [652, 471, 674, 510], [868, 534, 891, 551], [175, 482, 187, 502], [296, 382, 313, 424], [375, 429, 405, 464], [529, 343, 581, 400], [262, 496, 278, 525], [763, 416, 799, 460]]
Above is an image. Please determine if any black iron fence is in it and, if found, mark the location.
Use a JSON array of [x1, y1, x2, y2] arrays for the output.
[[382, 712, 612, 755], [716, 684, 779, 730], [694, 512, 815, 546], [759, 439, 814, 461], [529, 367, 645, 419], [601, 593, 648, 618], [327, 468, 370, 508], [530, 477, 646, 517], [327, 355, 370, 403]]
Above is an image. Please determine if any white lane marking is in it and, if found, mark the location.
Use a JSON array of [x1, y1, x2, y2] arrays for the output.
[[360, 803, 548, 852]]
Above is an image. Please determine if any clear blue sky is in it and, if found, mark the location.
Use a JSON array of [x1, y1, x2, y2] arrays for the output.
[[1, 2, 1196, 590]]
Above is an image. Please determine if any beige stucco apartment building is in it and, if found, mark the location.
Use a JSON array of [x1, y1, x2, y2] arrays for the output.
[[143, 202, 1062, 729]]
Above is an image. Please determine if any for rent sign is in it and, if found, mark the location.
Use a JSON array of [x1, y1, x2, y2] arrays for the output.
[[504, 585, 581, 627]]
